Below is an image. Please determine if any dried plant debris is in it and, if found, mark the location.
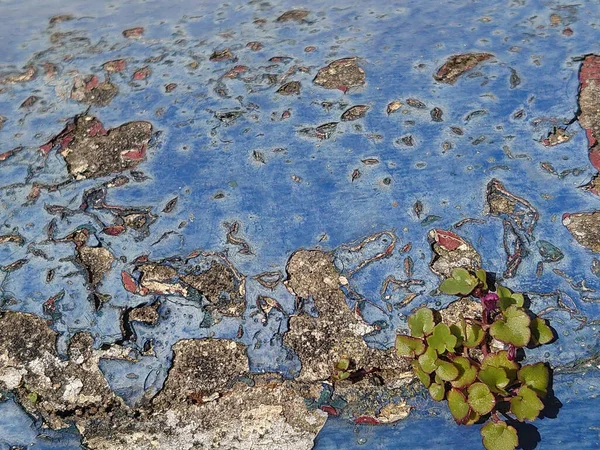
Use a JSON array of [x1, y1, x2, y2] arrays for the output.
[[434, 53, 494, 84], [40, 114, 153, 180], [563, 211, 600, 253], [313, 57, 365, 91]]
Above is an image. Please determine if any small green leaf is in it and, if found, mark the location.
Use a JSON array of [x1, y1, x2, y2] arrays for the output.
[[396, 335, 425, 358], [465, 409, 481, 426], [480, 421, 518, 450], [451, 356, 478, 389], [478, 366, 509, 394], [336, 357, 350, 371], [467, 382, 495, 415], [418, 346, 439, 373], [529, 317, 554, 346], [436, 359, 459, 381], [408, 307, 436, 337], [27, 392, 38, 404], [426, 323, 458, 354], [497, 286, 524, 310], [333, 370, 350, 381], [429, 382, 446, 401], [412, 360, 431, 388], [464, 323, 485, 348], [489, 306, 531, 347], [510, 386, 544, 421], [518, 363, 549, 398], [476, 269, 488, 290], [481, 351, 518, 382], [447, 388, 470, 423], [449, 324, 464, 346], [439, 268, 479, 295]]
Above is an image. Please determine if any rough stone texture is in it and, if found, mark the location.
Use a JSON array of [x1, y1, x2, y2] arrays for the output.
[[0, 311, 126, 429], [563, 211, 600, 253], [155, 339, 249, 404], [0, 311, 327, 450], [181, 260, 246, 316], [283, 250, 377, 382], [77, 245, 115, 287], [433, 53, 494, 84], [578, 54, 600, 172], [313, 57, 365, 91], [71, 75, 119, 106], [41, 114, 153, 180], [428, 229, 481, 278], [129, 303, 159, 325]]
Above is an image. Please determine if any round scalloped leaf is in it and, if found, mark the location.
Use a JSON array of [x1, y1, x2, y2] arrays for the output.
[[429, 382, 445, 401], [412, 360, 432, 388], [481, 421, 518, 450], [482, 351, 518, 382], [451, 356, 478, 389], [436, 359, 459, 381], [518, 363, 549, 398], [529, 317, 553, 346], [439, 268, 478, 295], [467, 382, 495, 415], [418, 346, 439, 374], [510, 386, 544, 421], [464, 323, 485, 348], [478, 366, 509, 394], [447, 388, 470, 423], [396, 335, 426, 358], [333, 370, 350, 381], [426, 323, 458, 354], [408, 307, 436, 338], [489, 306, 531, 347]]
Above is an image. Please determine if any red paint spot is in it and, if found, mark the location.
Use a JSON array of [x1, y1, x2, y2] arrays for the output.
[[39, 143, 53, 155], [123, 27, 144, 38], [84, 75, 99, 91], [562, 213, 571, 222], [133, 66, 151, 80], [121, 271, 138, 293], [304, 46, 317, 52], [320, 405, 338, 416], [88, 120, 107, 137], [281, 110, 291, 120], [246, 41, 263, 51], [165, 83, 177, 92], [589, 147, 600, 171], [562, 27, 573, 36], [133, 254, 149, 263], [432, 229, 464, 251], [103, 225, 126, 236], [103, 59, 127, 73], [354, 416, 380, 425], [121, 145, 146, 161], [337, 85, 349, 94]]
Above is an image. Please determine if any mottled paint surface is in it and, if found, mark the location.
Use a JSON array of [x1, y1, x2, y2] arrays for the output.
[[0, 0, 599, 448]]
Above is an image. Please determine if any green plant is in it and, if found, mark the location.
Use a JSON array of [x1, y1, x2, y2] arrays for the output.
[[396, 267, 555, 450]]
